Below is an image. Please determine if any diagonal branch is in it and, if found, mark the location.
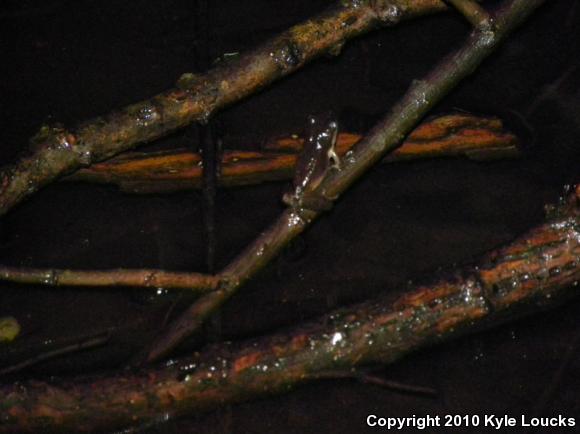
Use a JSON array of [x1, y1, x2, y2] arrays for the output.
[[1, 188, 578, 433], [0, 113, 516, 292], [446, 0, 493, 29], [0, 0, 451, 216], [143, 0, 547, 363]]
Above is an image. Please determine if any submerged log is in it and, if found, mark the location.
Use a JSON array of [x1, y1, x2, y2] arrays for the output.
[[1, 188, 578, 433], [65, 113, 519, 194]]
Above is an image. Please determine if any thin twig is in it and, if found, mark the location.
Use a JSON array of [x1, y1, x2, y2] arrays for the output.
[[0, 113, 517, 291], [1, 191, 577, 433], [0, 266, 218, 292], [0, 0, 451, 216], [0, 332, 110, 376], [446, 0, 493, 29], [144, 0, 546, 364]]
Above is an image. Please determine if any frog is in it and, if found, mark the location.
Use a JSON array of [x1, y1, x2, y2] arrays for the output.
[[283, 113, 341, 212]]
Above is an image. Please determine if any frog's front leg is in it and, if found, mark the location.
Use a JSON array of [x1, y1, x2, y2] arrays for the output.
[[327, 145, 341, 171]]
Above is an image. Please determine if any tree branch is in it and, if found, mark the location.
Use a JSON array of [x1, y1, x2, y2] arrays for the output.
[[0, 114, 516, 292], [446, 0, 493, 29], [0, 188, 577, 433], [0, 0, 451, 216], [65, 113, 518, 194], [0, 267, 218, 292], [143, 0, 546, 363]]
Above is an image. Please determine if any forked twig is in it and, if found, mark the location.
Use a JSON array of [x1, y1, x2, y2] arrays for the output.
[[0, 113, 518, 291]]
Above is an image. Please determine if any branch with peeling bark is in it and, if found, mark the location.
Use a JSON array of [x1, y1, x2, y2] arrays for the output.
[[1, 190, 578, 433], [0, 114, 517, 291], [0, 3, 559, 432], [0, 0, 452, 216], [142, 0, 546, 364], [64, 113, 518, 194]]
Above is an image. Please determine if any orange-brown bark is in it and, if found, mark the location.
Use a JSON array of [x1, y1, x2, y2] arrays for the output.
[[67, 113, 518, 193], [0, 190, 578, 433]]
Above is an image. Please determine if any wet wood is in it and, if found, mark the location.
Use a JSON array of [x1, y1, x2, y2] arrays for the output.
[[0, 267, 218, 292], [1, 189, 578, 433], [144, 0, 546, 363], [65, 113, 519, 194], [0, 0, 450, 215]]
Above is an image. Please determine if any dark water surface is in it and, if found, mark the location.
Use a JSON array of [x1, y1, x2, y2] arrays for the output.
[[0, 1, 579, 433]]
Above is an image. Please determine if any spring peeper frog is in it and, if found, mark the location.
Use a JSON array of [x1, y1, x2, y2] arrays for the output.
[[283, 113, 341, 211]]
